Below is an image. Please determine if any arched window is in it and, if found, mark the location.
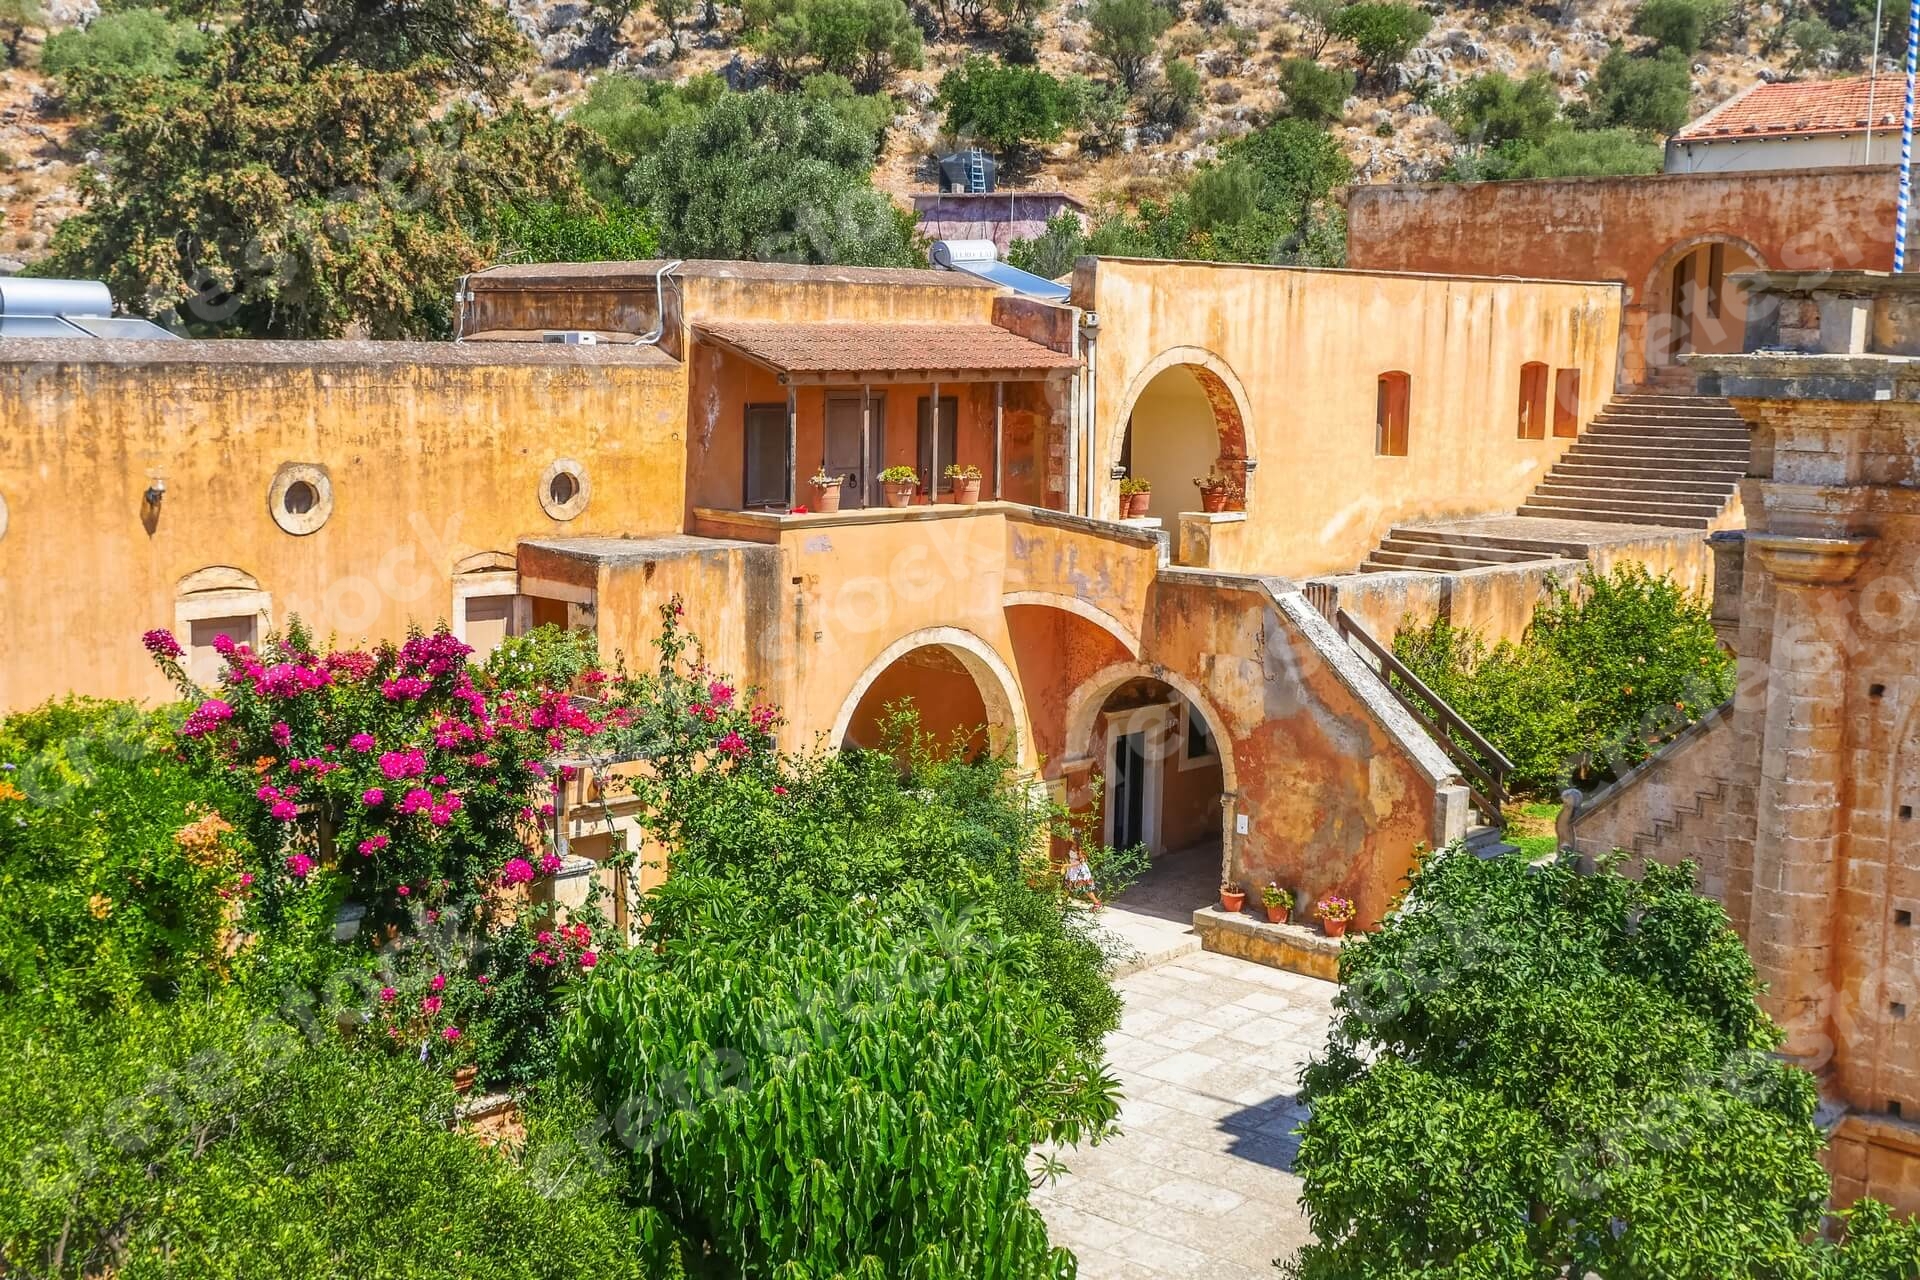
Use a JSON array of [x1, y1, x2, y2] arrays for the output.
[[1553, 368, 1582, 438], [1376, 372, 1410, 457], [1517, 362, 1548, 440]]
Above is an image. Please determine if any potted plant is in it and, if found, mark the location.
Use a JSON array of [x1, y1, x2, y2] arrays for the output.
[[944, 462, 982, 505], [1119, 476, 1151, 518], [878, 465, 919, 508], [1194, 472, 1236, 514], [808, 467, 843, 513], [452, 1060, 479, 1095], [1315, 894, 1356, 938], [1260, 882, 1295, 925], [1220, 880, 1246, 913]]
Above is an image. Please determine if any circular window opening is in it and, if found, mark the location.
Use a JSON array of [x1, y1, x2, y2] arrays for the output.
[[549, 472, 579, 507], [283, 480, 318, 515], [538, 459, 590, 520]]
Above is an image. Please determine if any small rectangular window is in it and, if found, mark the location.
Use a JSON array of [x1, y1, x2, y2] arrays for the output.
[[1185, 703, 1216, 763], [1518, 363, 1548, 440], [917, 396, 959, 492], [461, 594, 518, 659], [188, 615, 255, 685], [743, 403, 790, 509], [1376, 372, 1410, 457], [1707, 243, 1726, 320], [1553, 368, 1581, 438]]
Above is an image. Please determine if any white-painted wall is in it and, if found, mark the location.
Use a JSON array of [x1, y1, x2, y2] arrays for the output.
[[1664, 131, 1899, 174]]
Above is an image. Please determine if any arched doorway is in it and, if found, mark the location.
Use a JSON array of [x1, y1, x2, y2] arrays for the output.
[[831, 627, 1030, 763], [1645, 237, 1765, 373], [1112, 349, 1251, 521], [1064, 665, 1234, 916]]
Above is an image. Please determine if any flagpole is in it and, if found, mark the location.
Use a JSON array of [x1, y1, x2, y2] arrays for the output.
[[1898, 0, 1919, 270]]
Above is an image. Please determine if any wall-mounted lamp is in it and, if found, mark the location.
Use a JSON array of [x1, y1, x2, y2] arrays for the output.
[[1108, 464, 1128, 480], [144, 479, 167, 506], [1241, 458, 1258, 473]]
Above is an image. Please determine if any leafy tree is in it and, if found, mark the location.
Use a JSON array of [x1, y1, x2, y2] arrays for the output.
[[746, 0, 923, 88], [1187, 157, 1260, 227], [938, 56, 1083, 155], [1329, 0, 1432, 82], [1448, 123, 1661, 179], [0, 991, 657, 1279], [1287, 845, 1920, 1278], [1633, 0, 1730, 52], [1581, 46, 1694, 135], [1440, 70, 1559, 148], [1292, 0, 1351, 57], [42, 0, 589, 337], [1393, 563, 1734, 792], [490, 200, 661, 263], [571, 73, 728, 201], [569, 885, 1120, 1278], [0, 699, 246, 1015], [652, 0, 693, 54], [1143, 56, 1202, 127], [1007, 209, 1088, 278], [39, 7, 207, 97], [1277, 55, 1355, 124], [1088, 0, 1174, 91], [628, 88, 920, 264], [0, 0, 39, 66]]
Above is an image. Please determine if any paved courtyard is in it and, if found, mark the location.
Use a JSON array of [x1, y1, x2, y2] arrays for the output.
[[1036, 928, 1338, 1279]]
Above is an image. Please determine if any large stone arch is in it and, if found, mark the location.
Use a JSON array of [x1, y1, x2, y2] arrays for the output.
[[1001, 590, 1142, 658], [1062, 659, 1238, 799], [829, 626, 1034, 764], [1639, 233, 1770, 374], [1106, 346, 1254, 520]]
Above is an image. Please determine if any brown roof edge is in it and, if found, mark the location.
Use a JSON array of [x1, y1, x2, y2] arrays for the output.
[[694, 320, 1081, 382], [467, 258, 997, 290]]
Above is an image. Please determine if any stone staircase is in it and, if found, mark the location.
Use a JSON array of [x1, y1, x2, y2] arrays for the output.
[[1515, 392, 1748, 530], [1361, 526, 1561, 573]]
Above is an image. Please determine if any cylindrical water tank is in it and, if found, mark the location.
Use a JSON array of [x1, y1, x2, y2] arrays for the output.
[[0, 278, 113, 317]]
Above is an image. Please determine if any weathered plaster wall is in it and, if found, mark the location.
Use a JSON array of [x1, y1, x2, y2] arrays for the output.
[[0, 341, 686, 710], [1078, 258, 1622, 577], [1345, 168, 1896, 385]]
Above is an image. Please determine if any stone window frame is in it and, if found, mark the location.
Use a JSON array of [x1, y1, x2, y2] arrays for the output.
[[539, 458, 591, 521], [268, 463, 334, 536], [173, 567, 273, 679], [451, 552, 531, 653]]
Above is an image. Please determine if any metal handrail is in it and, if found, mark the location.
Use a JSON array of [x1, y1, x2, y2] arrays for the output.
[[1334, 608, 1514, 824]]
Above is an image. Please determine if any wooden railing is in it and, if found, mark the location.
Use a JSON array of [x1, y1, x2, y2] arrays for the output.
[[1334, 608, 1514, 826]]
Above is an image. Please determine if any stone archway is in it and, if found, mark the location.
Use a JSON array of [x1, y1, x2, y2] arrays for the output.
[[1107, 347, 1254, 521], [1641, 234, 1769, 374], [831, 626, 1033, 764]]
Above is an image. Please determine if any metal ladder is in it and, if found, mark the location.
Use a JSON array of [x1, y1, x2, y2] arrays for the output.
[[966, 149, 986, 193]]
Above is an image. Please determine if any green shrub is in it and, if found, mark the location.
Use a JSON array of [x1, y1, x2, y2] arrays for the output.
[[1392, 564, 1733, 793], [570, 73, 727, 200], [1277, 56, 1355, 124], [938, 56, 1083, 153], [0, 990, 658, 1279], [1087, 0, 1174, 91], [1439, 70, 1558, 148], [1329, 1, 1432, 82], [491, 200, 661, 263], [40, 7, 207, 94], [0, 699, 246, 1013], [1288, 846, 1920, 1277], [569, 884, 1119, 1278], [1632, 0, 1729, 53], [1007, 209, 1088, 278], [746, 0, 923, 90], [1581, 46, 1693, 135], [1143, 56, 1202, 127], [1292, 0, 1350, 56]]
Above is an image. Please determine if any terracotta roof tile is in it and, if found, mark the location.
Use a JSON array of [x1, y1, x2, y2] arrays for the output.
[[1677, 76, 1903, 141], [694, 321, 1079, 379]]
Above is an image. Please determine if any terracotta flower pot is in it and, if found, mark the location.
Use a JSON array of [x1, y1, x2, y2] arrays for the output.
[[1264, 903, 1288, 924], [811, 482, 843, 513], [1322, 917, 1349, 939], [453, 1064, 478, 1095], [951, 477, 982, 505], [1220, 889, 1246, 913], [1200, 488, 1231, 513], [882, 481, 916, 509]]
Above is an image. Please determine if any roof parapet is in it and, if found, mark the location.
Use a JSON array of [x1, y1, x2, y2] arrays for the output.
[[1690, 269, 1920, 401]]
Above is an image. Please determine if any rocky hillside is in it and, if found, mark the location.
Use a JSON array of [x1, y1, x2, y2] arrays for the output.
[[1, 0, 1808, 269]]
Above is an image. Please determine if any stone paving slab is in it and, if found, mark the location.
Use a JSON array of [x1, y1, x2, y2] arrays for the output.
[[1036, 950, 1337, 1279]]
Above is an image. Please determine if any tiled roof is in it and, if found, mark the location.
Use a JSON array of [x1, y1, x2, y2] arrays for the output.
[[694, 321, 1080, 380], [1677, 77, 1902, 141]]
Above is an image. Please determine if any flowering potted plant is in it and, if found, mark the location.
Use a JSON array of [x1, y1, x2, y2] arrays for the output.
[[878, 465, 919, 508], [1315, 893, 1356, 938], [1194, 471, 1237, 514], [808, 467, 843, 514], [1219, 880, 1246, 913], [1259, 881, 1295, 925], [944, 462, 982, 505], [1119, 477, 1151, 518]]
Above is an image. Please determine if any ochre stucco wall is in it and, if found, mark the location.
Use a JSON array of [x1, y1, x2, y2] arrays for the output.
[[1079, 258, 1622, 578], [1345, 167, 1897, 385], [0, 342, 686, 710]]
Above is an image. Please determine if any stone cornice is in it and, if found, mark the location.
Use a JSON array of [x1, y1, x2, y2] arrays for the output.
[[1747, 533, 1875, 586]]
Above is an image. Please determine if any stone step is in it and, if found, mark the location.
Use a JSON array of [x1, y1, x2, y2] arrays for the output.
[[1376, 534, 1556, 564], [1517, 503, 1712, 529], [1593, 407, 1745, 425], [1365, 548, 1514, 572], [1557, 449, 1747, 471], [1527, 489, 1724, 516], [1548, 459, 1742, 482], [1542, 467, 1738, 495], [1609, 393, 1729, 408], [1586, 420, 1750, 440], [1387, 525, 1590, 558], [1565, 441, 1748, 462], [1533, 483, 1730, 510]]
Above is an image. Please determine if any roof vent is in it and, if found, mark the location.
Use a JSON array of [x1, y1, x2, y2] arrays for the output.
[[0, 278, 180, 340]]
